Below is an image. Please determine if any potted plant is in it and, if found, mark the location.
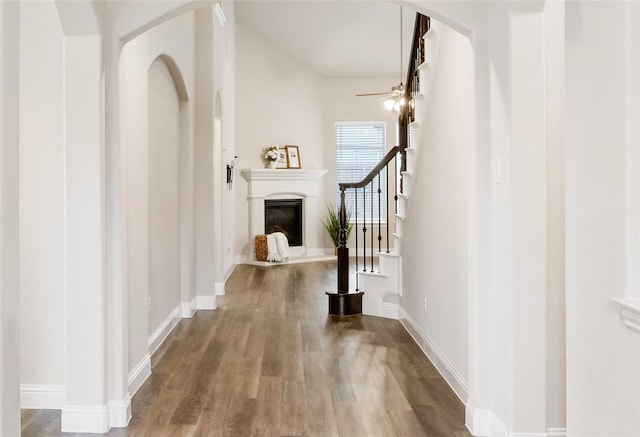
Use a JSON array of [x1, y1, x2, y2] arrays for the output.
[[322, 204, 353, 254], [263, 146, 279, 169]]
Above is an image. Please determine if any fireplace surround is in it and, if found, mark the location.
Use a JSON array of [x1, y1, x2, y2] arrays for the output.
[[241, 168, 328, 261]]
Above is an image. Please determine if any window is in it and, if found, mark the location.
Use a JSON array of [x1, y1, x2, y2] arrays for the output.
[[335, 122, 386, 220]]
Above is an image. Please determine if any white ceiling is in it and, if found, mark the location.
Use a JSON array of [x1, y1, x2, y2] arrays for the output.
[[234, 1, 418, 79]]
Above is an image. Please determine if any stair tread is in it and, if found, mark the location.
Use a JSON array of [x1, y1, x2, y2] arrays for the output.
[[357, 271, 387, 278], [378, 251, 400, 258], [353, 288, 401, 294]]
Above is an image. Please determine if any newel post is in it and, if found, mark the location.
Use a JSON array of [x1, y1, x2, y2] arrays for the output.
[[337, 187, 349, 293], [326, 185, 363, 315]]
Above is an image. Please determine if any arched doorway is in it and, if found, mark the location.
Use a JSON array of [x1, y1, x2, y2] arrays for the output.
[[147, 56, 182, 338]]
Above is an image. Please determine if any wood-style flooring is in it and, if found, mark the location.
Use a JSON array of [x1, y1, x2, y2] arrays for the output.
[[21, 261, 471, 437]]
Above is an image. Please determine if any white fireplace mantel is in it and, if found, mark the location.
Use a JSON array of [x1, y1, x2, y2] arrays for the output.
[[241, 168, 328, 261], [241, 168, 328, 198]]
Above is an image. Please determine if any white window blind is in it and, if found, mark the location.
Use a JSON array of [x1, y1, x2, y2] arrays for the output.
[[335, 122, 386, 220]]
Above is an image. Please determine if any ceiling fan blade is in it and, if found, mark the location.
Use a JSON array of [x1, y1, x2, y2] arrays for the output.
[[355, 92, 390, 97]]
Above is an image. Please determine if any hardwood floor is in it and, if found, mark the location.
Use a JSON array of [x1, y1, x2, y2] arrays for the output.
[[21, 261, 471, 437]]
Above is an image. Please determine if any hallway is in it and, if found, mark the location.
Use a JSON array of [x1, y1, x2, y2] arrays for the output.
[[22, 262, 470, 436]]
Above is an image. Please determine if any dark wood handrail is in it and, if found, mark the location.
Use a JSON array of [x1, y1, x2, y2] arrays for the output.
[[339, 146, 401, 191], [405, 14, 422, 98], [327, 12, 431, 316], [405, 14, 430, 101]]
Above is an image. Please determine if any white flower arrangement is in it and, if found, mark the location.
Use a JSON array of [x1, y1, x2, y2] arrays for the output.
[[263, 146, 279, 162]]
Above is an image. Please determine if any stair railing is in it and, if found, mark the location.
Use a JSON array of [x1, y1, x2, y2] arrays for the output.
[[337, 146, 402, 292], [405, 14, 430, 124], [328, 12, 431, 315]]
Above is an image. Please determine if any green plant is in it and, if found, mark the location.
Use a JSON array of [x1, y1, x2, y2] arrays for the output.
[[322, 204, 353, 247]]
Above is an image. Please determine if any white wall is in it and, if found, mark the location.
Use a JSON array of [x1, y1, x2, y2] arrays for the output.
[[458, 3, 550, 432], [61, 32, 108, 431], [214, 2, 237, 287], [148, 57, 181, 334], [405, 2, 567, 434], [545, 1, 566, 430], [565, 1, 640, 435], [102, 0, 208, 421], [0, 1, 21, 434], [400, 20, 472, 395], [235, 24, 325, 257], [23, 2, 111, 430], [10, 0, 235, 431], [19, 0, 65, 400], [193, 3, 236, 295], [120, 11, 196, 376], [194, 7, 215, 297]]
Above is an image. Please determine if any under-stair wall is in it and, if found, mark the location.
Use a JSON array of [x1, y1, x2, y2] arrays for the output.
[[356, 18, 474, 405], [398, 20, 474, 402]]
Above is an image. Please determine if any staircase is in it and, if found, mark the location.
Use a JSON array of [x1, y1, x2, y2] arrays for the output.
[[327, 13, 435, 318]]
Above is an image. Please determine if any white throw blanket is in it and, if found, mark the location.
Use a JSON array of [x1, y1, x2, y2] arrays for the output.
[[266, 232, 290, 262]]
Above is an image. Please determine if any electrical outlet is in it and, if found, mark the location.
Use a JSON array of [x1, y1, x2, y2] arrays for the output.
[[423, 296, 427, 313]]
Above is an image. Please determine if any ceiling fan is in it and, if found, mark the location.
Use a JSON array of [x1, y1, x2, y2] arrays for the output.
[[356, 6, 406, 111], [356, 83, 405, 100]]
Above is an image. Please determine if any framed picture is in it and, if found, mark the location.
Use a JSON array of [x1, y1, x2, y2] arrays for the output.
[[275, 147, 288, 169], [286, 145, 301, 169]]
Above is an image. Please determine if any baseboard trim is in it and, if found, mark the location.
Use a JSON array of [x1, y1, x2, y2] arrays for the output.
[[127, 353, 151, 397], [464, 403, 510, 437], [217, 262, 238, 295], [197, 294, 217, 310], [147, 304, 181, 355], [491, 413, 511, 437], [20, 384, 64, 409], [182, 297, 196, 318], [20, 384, 132, 429], [404, 315, 549, 437], [108, 393, 131, 428], [61, 404, 109, 433], [131, 305, 183, 400], [465, 401, 553, 437], [512, 433, 548, 437], [465, 401, 492, 436], [399, 307, 468, 402]]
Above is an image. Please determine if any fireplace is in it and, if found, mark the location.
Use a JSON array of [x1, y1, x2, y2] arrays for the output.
[[265, 199, 303, 246], [240, 168, 328, 261]]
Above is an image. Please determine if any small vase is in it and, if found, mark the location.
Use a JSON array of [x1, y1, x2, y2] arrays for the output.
[[268, 161, 276, 169]]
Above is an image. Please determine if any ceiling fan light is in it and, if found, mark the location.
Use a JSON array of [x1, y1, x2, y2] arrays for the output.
[[393, 97, 406, 112], [384, 99, 396, 110]]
